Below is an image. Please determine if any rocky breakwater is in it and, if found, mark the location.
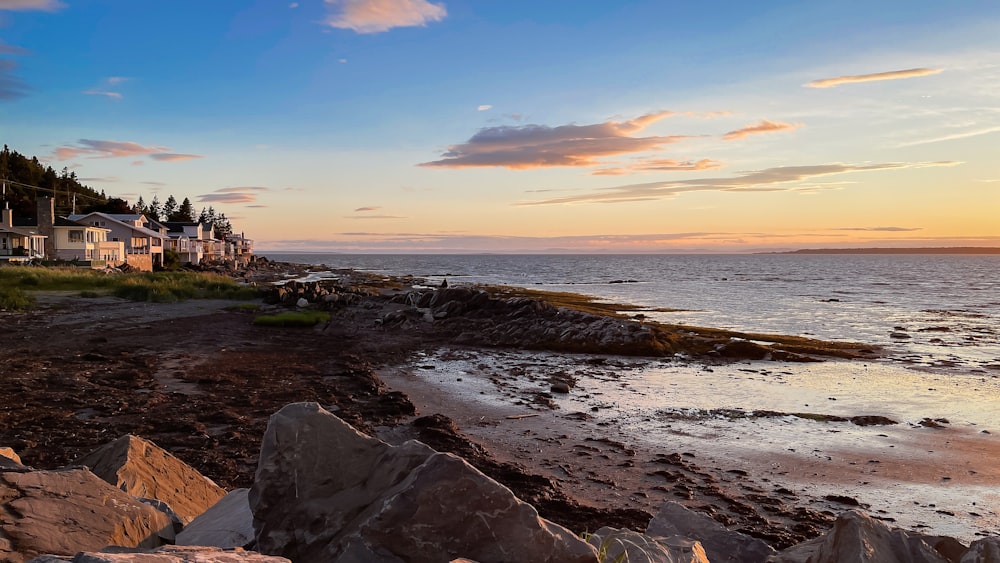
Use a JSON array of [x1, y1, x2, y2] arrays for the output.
[[6, 404, 1000, 562]]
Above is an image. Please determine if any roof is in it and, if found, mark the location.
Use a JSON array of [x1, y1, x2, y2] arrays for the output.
[[0, 224, 45, 238], [68, 212, 166, 240]]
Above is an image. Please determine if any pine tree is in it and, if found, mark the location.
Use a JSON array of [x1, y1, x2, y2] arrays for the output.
[[148, 196, 162, 221], [162, 195, 178, 220], [173, 197, 195, 222]]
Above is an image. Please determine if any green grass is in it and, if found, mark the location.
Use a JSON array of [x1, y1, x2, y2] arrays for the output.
[[0, 267, 259, 305], [0, 286, 34, 310], [253, 310, 330, 327]]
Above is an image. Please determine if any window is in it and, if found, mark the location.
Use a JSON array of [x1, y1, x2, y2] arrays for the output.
[[68, 230, 84, 242]]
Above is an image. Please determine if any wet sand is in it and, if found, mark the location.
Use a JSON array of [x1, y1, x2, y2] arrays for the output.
[[380, 348, 1000, 544]]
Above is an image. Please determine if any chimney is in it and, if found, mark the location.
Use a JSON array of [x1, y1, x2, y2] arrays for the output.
[[1, 206, 11, 228], [37, 197, 56, 260]]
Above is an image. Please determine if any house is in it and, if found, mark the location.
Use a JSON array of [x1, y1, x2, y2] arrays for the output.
[[0, 208, 46, 263], [225, 232, 254, 264], [161, 221, 216, 265], [68, 211, 165, 271], [1, 199, 124, 267]]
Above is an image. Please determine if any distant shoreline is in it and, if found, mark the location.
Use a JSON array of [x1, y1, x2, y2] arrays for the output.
[[770, 247, 1000, 255]]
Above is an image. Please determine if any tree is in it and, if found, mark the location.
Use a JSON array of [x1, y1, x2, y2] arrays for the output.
[[170, 197, 195, 222], [148, 196, 162, 221], [162, 195, 178, 221], [136, 196, 147, 216], [213, 213, 233, 240]]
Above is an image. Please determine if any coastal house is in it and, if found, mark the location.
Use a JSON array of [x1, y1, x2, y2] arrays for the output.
[[162, 221, 216, 265], [1, 199, 124, 267], [68, 211, 165, 271], [0, 208, 46, 263], [224, 232, 254, 264]]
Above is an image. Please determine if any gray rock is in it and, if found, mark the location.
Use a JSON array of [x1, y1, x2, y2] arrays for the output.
[[176, 489, 255, 549], [768, 509, 953, 563], [962, 537, 1000, 562], [648, 502, 775, 563], [585, 526, 709, 563], [74, 434, 226, 526], [1, 467, 174, 562], [0, 447, 23, 469], [250, 402, 598, 562], [295, 297, 309, 308], [28, 546, 290, 562]]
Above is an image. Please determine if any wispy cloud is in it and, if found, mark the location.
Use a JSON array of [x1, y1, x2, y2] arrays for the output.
[[593, 158, 722, 176], [53, 139, 203, 162], [420, 111, 685, 169], [0, 59, 29, 100], [84, 76, 129, 99], [216, 186, 269, 193], [832, 226, 922, 232], [805, 67, 943, 89], [0, 41, 28, 56], [518, 161, 959, 206], [0, 0, 65, 11], [198, 187, 271, 205], [894, 125, 1000, 148], [324, 0, 446, 34], [149, 153, 203, 162], [354, 206, 381, 211], [477, 104, 492, 111], [345, 214, 407, 219], [723, 120, 803, 141]]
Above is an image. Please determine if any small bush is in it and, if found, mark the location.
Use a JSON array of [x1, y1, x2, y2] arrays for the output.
[[79, 290, 102, 298], [225, 303, 261, 312], [253, 310, 330, 327], [0, 286, 34, 310]]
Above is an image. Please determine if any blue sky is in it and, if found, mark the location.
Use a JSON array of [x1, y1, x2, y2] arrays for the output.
[[2, 0, 999, 252]]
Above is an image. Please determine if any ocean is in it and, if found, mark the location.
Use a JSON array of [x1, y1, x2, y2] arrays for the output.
[[266, 253, 1000, 374], [266, 252, 1000, 540]]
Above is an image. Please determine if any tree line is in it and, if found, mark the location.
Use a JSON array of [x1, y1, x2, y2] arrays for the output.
[[1, 144, 233, 239]]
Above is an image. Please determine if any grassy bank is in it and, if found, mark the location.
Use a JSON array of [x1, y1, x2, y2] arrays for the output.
[[0, 267, 258, 307]]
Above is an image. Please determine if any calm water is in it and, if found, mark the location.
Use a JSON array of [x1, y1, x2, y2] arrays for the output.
[[266, 253, 1000, 374]]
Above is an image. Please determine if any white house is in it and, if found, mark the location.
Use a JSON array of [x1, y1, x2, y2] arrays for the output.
[[0, 208, 45, 262], [68, 212, 165, 271]]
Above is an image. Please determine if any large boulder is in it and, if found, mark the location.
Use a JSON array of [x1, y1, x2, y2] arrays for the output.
[[962, 537, 1000, 562], [28, 546, 290, 562], [585, 526, 709, 563], [250, 402, 598, 562], [769, 510, 954, 563], [74, 434, 226, 525], [0, 467, 174, 562], [176, 489, 255, 549], [648, 501, 775, 563]]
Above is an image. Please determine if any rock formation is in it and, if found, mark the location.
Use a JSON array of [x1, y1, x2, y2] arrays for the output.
[[75, 434, 226, 526], [0, 467, 174, 562], [647, 501, 775, 563], [27, 545, 290, 562], [249, 402, 598, 562], [176, 489, 255, 549]]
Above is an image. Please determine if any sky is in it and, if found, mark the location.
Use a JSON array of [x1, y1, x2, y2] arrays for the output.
[[1, 0, 999, 253]]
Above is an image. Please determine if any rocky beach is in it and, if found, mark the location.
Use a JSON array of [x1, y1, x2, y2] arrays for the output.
[[2, 260, 998, 562]]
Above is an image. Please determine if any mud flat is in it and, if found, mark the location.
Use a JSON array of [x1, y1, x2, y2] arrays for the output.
[[380, 348, 1000, 544]]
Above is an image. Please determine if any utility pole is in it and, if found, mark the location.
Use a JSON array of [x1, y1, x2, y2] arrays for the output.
[[72, 193, 77, 215]]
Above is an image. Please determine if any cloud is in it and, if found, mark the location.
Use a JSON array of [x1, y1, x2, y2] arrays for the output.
[[198, 193, 258, 204], [149, 153, 203, 162], [894, 125, 1000, 148], [518, 161, 959, 205], [84, 76, 129, 99], [354, 206, 381, 211], [345, 214, 406, 219], [198, 187, 272, 205], [53, 139, 203, 162], [723, 120, 803, 141], [0, 0, 65, 11], [215, 186, 269, 193], [83, 90, 123, 99], [420, 111, 685, 169], [289, 2, 299, 7], [0, 59, 29, 100], [833, 227, 922, 232], [593, 158, 722, 176], [0, 41, 28, 56], [805, 67, 943, 89], [325, 0, 446, 34], [477, 104, 492, 111]]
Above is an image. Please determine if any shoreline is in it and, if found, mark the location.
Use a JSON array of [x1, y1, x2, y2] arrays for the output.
[[2, 260, 997, 551]]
